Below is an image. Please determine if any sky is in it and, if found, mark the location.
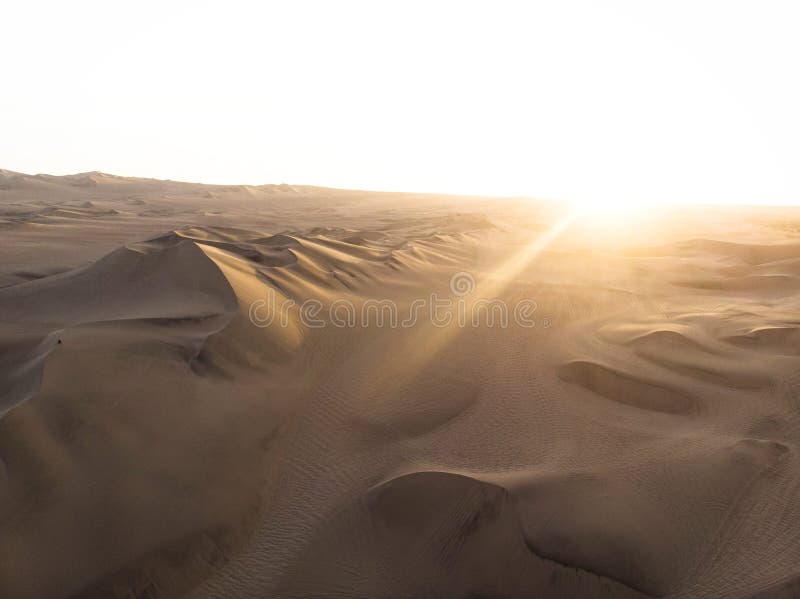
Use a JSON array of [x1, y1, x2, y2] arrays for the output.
[[2, 0, 799, 206]]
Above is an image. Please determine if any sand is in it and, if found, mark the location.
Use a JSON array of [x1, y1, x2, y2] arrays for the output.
[[1, 169, 800, 598]]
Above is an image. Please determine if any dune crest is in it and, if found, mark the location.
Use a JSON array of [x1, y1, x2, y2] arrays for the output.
[[1, 173, 800, 598]]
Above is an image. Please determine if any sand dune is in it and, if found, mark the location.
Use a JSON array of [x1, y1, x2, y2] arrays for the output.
[[1, 171, 800, 598]]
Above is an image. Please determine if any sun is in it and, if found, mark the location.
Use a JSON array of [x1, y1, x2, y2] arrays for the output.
[[564, 193, 659, 233]]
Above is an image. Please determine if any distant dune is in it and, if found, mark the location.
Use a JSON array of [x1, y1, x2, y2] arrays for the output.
[[1, 171, 800, 598]]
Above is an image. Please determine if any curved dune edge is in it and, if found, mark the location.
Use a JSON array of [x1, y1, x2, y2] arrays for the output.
[[724, 325, 800, 355], [365, 470, 653, 597], [367, 442, 791, 599], [557, 359, 696, 415], [1, 191, 800, 599], [0, 328, 62, 417], [0, 239, 239, 416], [0, 222, 479, 416], [0, 223, 497, 597]]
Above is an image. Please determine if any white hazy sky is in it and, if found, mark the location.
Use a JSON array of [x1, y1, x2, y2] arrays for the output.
[[2, 1, 799, 205]]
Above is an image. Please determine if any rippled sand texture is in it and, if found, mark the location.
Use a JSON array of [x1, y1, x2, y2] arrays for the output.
[[2, 169, 800, 598]]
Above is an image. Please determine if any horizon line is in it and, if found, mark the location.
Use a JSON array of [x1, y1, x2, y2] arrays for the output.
[[2, 167, 800, 208]]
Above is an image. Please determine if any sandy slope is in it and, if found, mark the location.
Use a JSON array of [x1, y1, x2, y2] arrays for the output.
[[1, 170, 800, 598]]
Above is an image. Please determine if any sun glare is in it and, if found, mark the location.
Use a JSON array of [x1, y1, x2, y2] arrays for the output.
[[564, 193, 658, 229]]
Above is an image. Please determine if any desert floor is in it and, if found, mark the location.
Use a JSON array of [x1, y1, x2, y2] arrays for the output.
[[1, 170, 800, 598]]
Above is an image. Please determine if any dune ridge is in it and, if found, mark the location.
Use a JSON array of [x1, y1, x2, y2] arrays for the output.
[[1, 172, 800, 598]]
